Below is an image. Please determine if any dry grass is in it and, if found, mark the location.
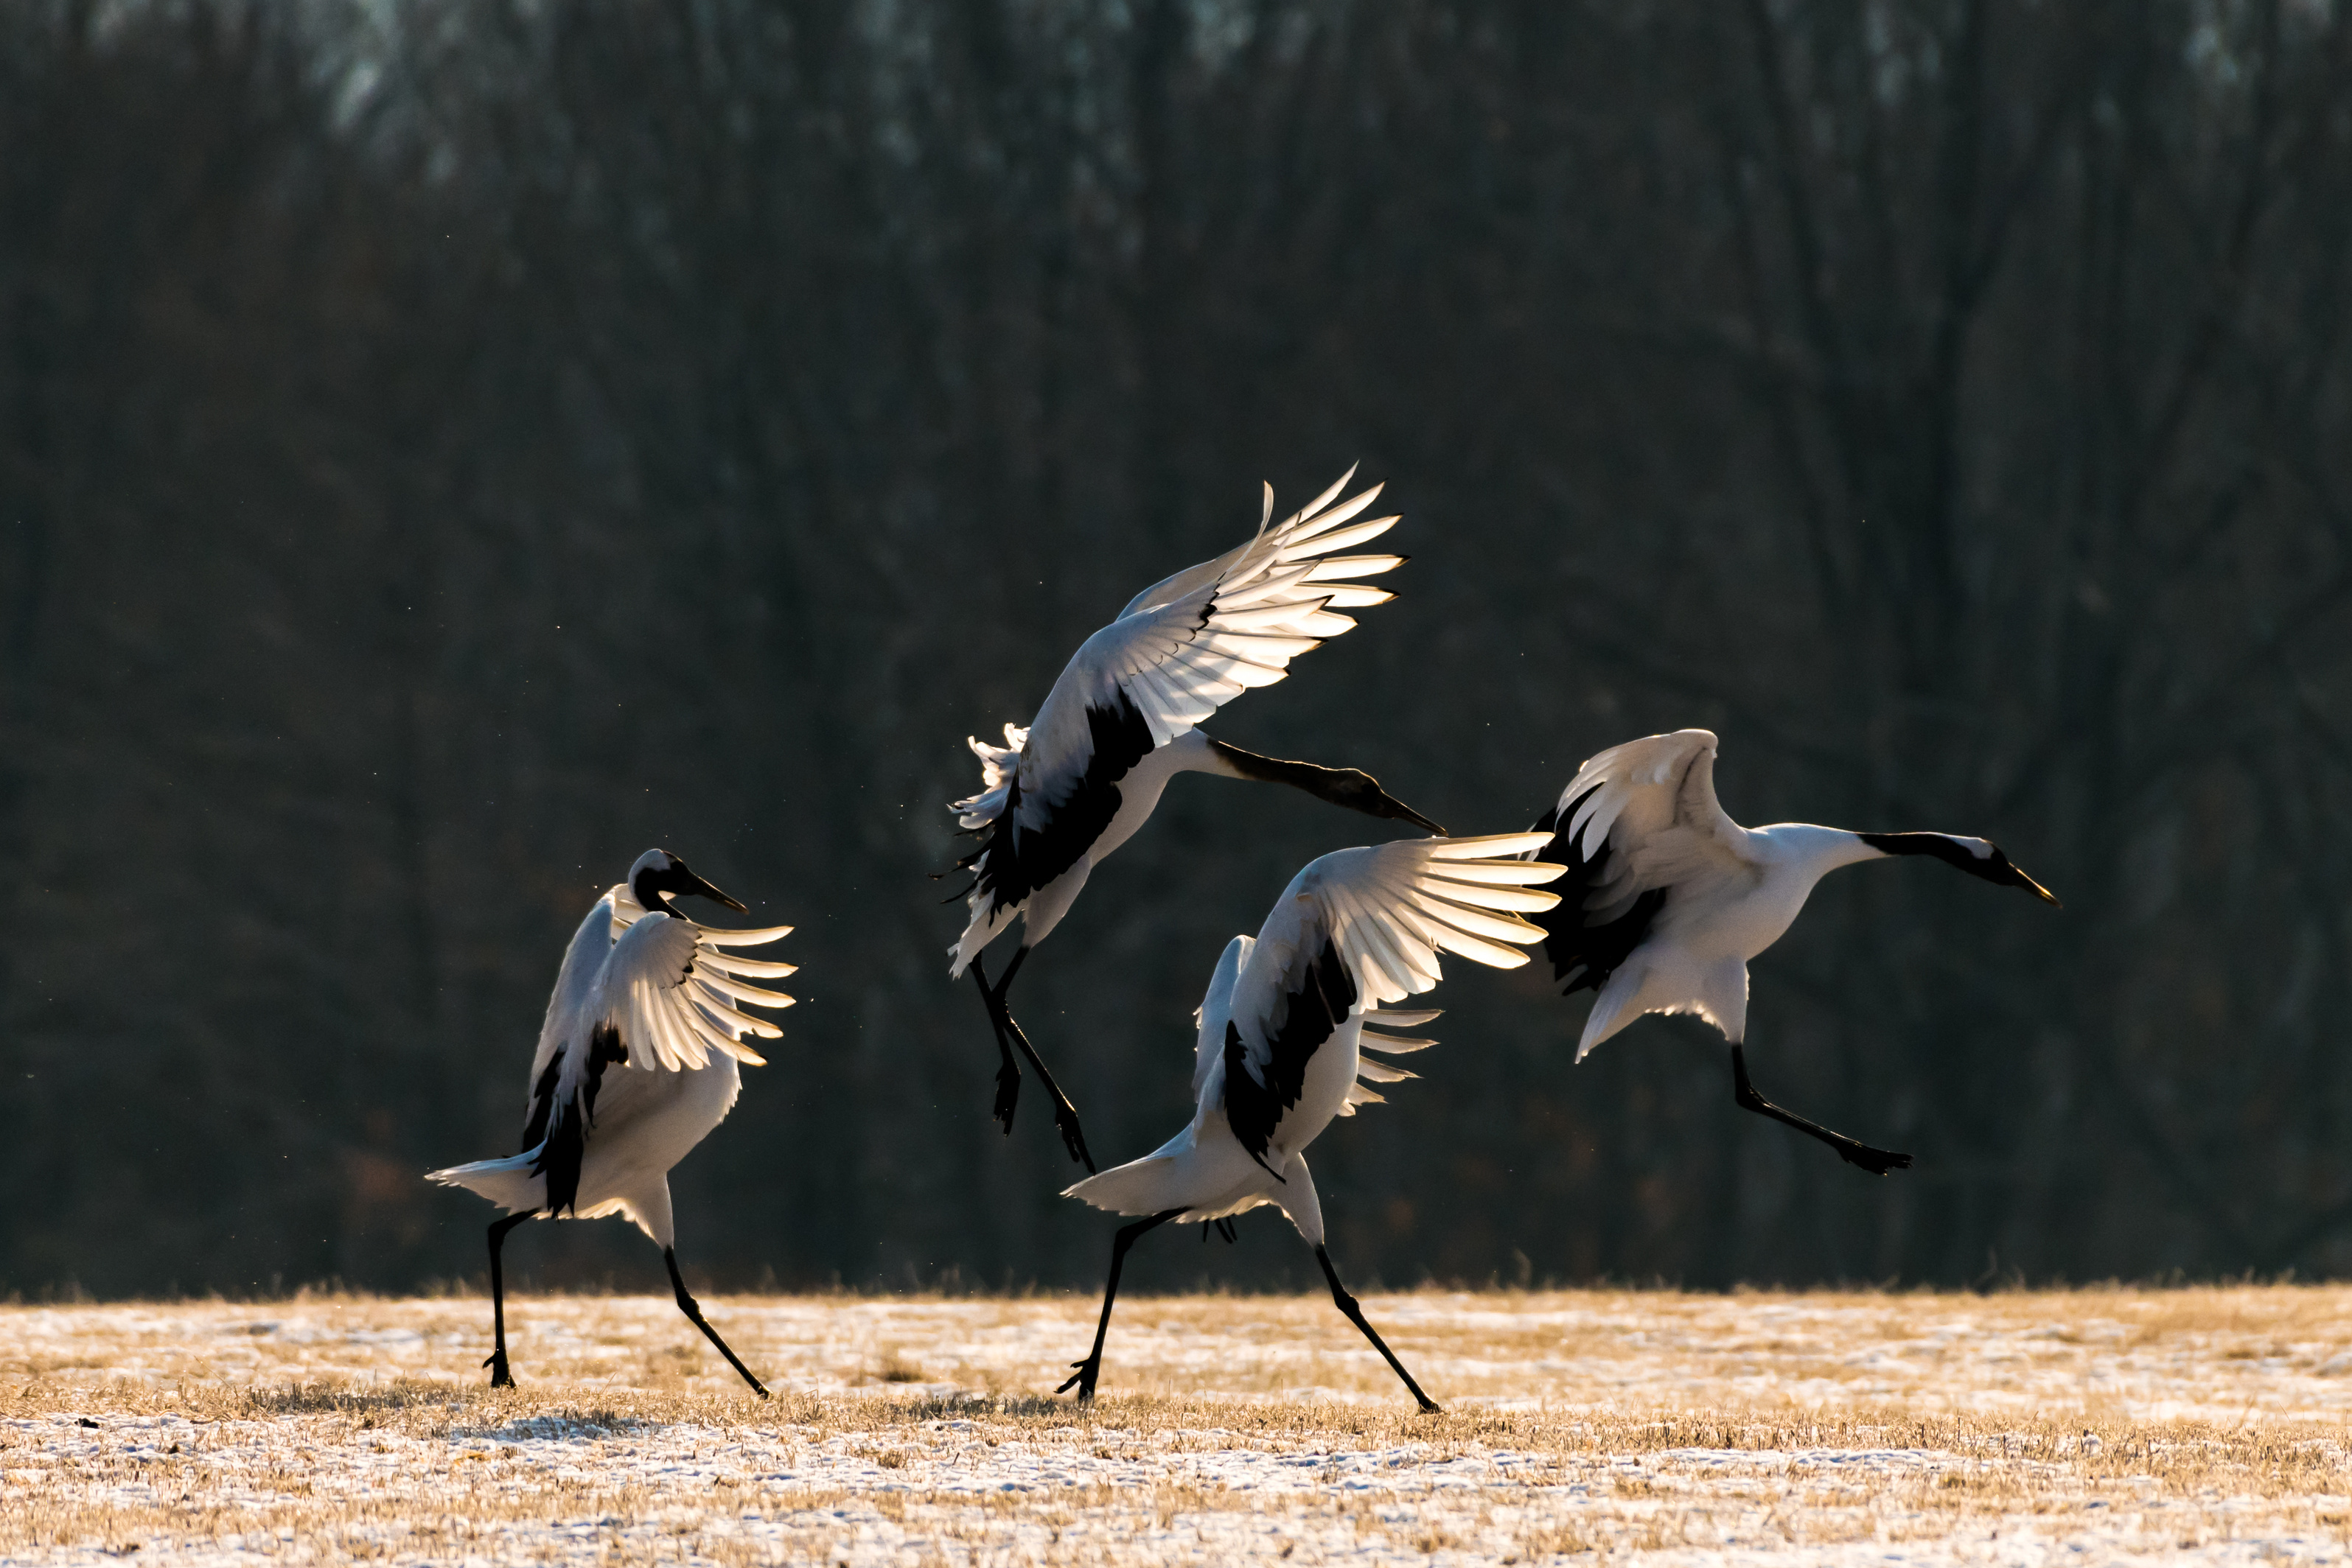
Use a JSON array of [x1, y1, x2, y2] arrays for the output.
[[4, 1284, 2352, 1562]]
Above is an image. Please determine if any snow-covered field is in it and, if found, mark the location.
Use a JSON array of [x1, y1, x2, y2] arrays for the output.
[[5, 1285, 2352, 1563]]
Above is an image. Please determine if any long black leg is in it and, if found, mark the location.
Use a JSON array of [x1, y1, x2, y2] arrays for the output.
[[482, 1212, 532, 1388], [1731, 1045, 1912, 1175], [664, 1248, 770, 1399], [1057, 1209, 1182, 1401], [976, 948, 1095, 1172], [1315, 1245, 1440, 1413], [969, 955, 1025, 1137]]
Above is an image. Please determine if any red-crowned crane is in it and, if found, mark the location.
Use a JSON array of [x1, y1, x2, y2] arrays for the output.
[[428, 849, 795, 1396], [1056, 833, 1564, 1410], [945, 468, 1442, 1171], [1525, 729, 2058, 1174]]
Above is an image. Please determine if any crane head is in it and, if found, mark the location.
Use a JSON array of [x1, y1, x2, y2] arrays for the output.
[[628, 847, 750, 914], [1319, 769, 1447, 836]]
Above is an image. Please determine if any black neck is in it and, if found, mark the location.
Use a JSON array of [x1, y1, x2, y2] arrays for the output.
[[632, 869, 680, 917], [1856, 831, 1975, 869], [1858, 828, 2056, 903], [1210, 738, 1328, 793], [1207, 737, 1445, 834]]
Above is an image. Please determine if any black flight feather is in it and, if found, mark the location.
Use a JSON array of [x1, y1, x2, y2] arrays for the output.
[[519, 1055, 563, 1153], [966, 687, 1157, 923], [1222, 935, 1356, 1175], [1529, 787, 1666, 996], [531, 1022, 627, 1217]]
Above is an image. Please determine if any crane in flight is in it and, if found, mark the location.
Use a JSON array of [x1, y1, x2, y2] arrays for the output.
[[1526, 729, 2057, 1174], [945, 467, 1442, 1170]]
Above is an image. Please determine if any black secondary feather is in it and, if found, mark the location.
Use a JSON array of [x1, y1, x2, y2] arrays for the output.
[[1528, 788, 1666, 996], [1222, 935, 1357, 1173], [967, 689, 1157, 923], [531, 1022, 627, 1217]]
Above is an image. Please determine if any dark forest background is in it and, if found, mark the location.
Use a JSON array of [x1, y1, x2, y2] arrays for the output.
[[3, 0, 2350, 1299]]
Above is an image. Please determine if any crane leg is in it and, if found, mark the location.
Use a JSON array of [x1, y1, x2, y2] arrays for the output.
[[1058, 1208, 1182, 1401], [969, 959, 1026, 1135], [972, 950, 1095, 1172], [1731, 1045, 1912, 1175], [1315, 1245, 1441, 1413], [664, 1248, 770, 1399], [482, 1211, 532, 1388]]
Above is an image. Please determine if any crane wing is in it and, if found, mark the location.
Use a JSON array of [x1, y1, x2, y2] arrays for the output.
[[595, 913, 794, 1074], [1220, 835, 1564, 1163], [1339, 1003, 1445, 1118], [946, 469, 1406, 946], [1117, 464, 1403, 620], [1527, 728, 1758, 994], [1305, 833, 1568, 1005], [1192, 934, 1254, 1104], [519, 889, 627, 1139], [1055, 468, 1402, 754], [525, 911, 795, 1217]]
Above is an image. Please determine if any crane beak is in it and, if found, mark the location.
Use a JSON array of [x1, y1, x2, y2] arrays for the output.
[[681, 871, 749, 912], [1381, 798, 1447, 836], [2000, 855, 2061, 907]]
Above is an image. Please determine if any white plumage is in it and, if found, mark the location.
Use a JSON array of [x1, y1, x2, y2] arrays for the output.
[[949, 467, 1421, 965], [1055, 833, 1565, 1411], [1525, 729, 2057, 1173], [941, 467, 1443, 1169], [427, 848, 793, 1395]]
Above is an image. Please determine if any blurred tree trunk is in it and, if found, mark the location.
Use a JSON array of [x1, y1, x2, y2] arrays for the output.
[[0, 0, 2348, 1295]]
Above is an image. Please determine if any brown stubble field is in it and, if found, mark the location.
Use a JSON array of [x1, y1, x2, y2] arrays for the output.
[[4, 1285, 2352, 1564]]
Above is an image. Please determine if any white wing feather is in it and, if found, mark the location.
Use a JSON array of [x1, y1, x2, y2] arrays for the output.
[[1305, 833, 1568, 1006], [1554, 729, 1759, 917], [1191, 934, 1254, 1103], [521, 889, 628, 1119], [952, 469, 1405, 828], [701, 922, 795, 947], [584, 914, 796, 1082], [1224, 835, 1566, 1095]]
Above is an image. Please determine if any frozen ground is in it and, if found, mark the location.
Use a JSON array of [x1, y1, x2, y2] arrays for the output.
[[4, 1285, 2352, 1563]]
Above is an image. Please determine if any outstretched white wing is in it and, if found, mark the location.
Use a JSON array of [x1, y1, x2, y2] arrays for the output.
[[1218, 835, 1565, 1162], [1033, 467, 1400, 760], [1548, 729, 1756, 921], [592, 914, 795, 1074], [539, 911, 798, 1133], [945, 468, 1409, 966], [1297, 833, 1568, 1007]]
